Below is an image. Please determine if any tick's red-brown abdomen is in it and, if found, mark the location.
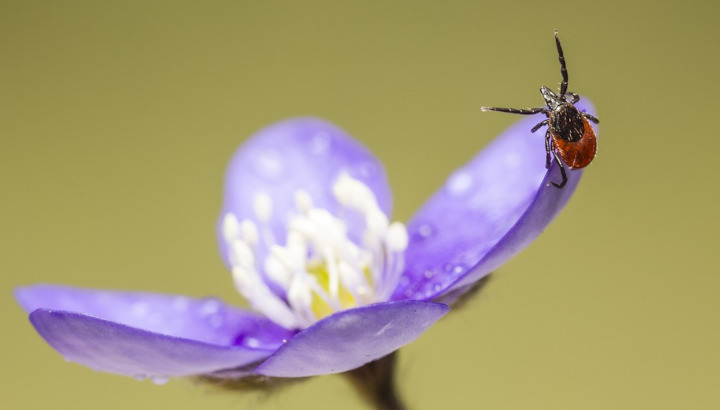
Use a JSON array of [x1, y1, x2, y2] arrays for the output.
[[551, 115, 597, 169]]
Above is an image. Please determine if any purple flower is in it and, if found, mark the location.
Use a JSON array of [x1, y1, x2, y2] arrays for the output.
[[15, 105, 592, 382]]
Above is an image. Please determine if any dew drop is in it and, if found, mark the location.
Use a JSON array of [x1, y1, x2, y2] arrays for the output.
[[254, 148, 284, 180], [423, 270, 434, 279], [357, 161, 378, 178], [412, 223, 435, 241], [151, 376, 169, 385], [244, 337, 260, 348], [452, 264, 467, 275], [172, 297, 189, 312], [200, 298, 221, 316], [131, 302, 150, 318], [446, 170, 472, 195], [433, 283, 443, 292], [311, 132, 330, 154]]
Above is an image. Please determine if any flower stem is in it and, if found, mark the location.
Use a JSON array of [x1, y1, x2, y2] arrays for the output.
[[344, 351, 406, 410]]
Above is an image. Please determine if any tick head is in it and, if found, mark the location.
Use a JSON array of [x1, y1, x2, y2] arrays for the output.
[[540, 86, 561, 110]]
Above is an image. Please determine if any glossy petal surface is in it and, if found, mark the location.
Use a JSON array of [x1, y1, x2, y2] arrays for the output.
[[217, 117, 392, 266], [256, 300, 449, 377], [396, 102, 595, 300], [15, 284, 292, 348], [29, 309, 275, 377]]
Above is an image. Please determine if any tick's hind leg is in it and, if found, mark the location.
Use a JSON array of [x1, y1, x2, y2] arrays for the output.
[[550, 148, 568, 189], [584, 113, 599, 124], [544, 131, 553, 169]]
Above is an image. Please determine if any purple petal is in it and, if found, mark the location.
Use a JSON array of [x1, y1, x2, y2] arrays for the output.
[[255, 300, 449, 377], [15, 284, 293, 349], [29, 309, 274, 378], [217, 117, 392, 266], [395, 101, 596, 300]]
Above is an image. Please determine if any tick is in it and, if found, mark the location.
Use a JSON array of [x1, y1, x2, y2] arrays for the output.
[[481, 30, 599, 189]]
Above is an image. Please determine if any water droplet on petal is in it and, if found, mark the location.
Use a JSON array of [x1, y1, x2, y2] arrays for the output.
[[446, 170, 472, 195], [172, 297, 189, 312], [254, 148, 284, 181], [411, 223, 435, 241], [357, 161, 378, 178], [244, 337, 260, 348], [131, 302, 149, 318], [311, 132, 330, 154], [200, 298, 221, 316], [452, 264, 467, 275], [423, 270, 434, 279], [433, 283, 443, 292], [151, 376, 169, 385]]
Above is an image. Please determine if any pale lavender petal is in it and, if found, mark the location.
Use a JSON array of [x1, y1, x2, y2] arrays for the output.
[[218, 117, 392, 266], [15, 284, 293, 348], [29, 309, 274, 378], [255, 300, 449, 377], [395, 101, 596, 301]]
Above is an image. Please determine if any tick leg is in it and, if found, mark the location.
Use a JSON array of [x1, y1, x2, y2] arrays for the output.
[[550, 149, 568, 189], [584, 113, 599, 124], [566, 92, 580, 104], [544, 131, 553, 169], [532, 119, 548, 133], [481, 106, 547, 115], [555, 30, 569, 97]]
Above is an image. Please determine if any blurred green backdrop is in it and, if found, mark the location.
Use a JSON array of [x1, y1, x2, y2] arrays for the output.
[[2, 1, 718, 409]]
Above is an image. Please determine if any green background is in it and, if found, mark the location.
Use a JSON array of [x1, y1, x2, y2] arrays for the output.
[[2, 1, 718, 409]]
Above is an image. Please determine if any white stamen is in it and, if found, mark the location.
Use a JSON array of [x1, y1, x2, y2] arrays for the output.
[[222, 214, 240, 244], [294, 190, 313, 213], [253, 192, 277, 248], [230, 240, 254, 268], [253, 192, 273, 223], [366, 211, 389, 237], [264, 253, 290, 290], [287, 276, 315, 326], [240, 220, 259, 246], [387, 222, 409, 252], [223, 173, 408, 330], [323, 245, 340, 298], [230, 255, 299, 329], [333, 173, 378, 214]]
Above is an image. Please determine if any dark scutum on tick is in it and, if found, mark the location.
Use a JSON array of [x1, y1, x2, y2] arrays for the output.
[[481, 30, 599, 188]]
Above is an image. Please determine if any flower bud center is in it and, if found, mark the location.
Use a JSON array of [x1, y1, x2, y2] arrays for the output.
[[222, 174, 407, 329]]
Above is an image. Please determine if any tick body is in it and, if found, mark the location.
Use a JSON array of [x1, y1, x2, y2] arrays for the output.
[[481, 30, 599, 188]]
